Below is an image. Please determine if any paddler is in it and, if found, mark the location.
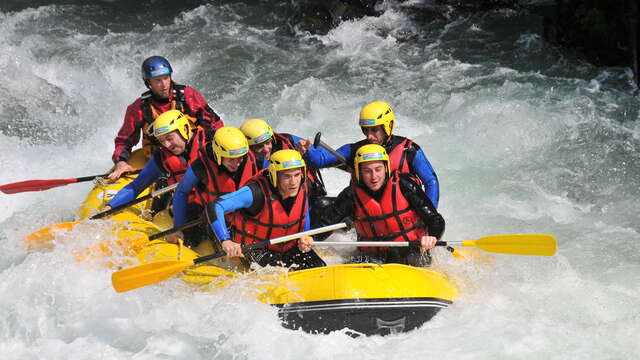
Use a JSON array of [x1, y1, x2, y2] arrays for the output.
[[109, 56, 224, 180], [206, 149, 325, 270], [310, 144, 445, 266], [239, 118, 330, 229], [100, 109, 209, 217], [169, 126, 259, 247], [301, 101, 440, 208]]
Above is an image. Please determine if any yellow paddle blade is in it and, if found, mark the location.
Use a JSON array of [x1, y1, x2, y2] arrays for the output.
[[462, 234, 557, 256], [112, 259, 194, 293], [24, 221, 81, 251]]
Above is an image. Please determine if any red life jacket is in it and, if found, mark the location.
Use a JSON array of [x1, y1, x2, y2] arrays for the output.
[[230, 171, 308, 253], [154, 129, 207, 185], [192, 146, 259, 205], [352, 171, 425, 255], [388, 137, 414, 174]]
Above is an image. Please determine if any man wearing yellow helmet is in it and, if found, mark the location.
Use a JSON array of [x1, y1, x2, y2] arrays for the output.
[[310, 144, 445, 265], [205, 149, 325, 269], [304, 101, 440, 208], [239, 118, 329, 221], [170, 126, 259, 247], [101, 110, 210, 216], [108, 56, 224, 180]]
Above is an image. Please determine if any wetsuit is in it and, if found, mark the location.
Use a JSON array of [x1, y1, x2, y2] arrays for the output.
[[206, 175, 326, 270], [305, 135, 440, 208], [318, 172, 445, 266]]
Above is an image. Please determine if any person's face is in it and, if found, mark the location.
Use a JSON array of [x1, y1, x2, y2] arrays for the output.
[[361, 125, 388, 145], [149, 74, 172, 99], [359, 161, 387, 191], [250, 139, 274, 158], [277, 168, 303, 199], [221, 156, 244, 172], [156, 130, 187, 155]]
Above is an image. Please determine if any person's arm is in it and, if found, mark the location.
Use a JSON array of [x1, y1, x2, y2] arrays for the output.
[[206, 186, 254, 241], [106, 156, 163, 208], [317, 186, 355, 228], [184, 87, 224, 130], [112, 102, 142, 164], [410, 148, 440, 208], [305, 142, 352, 169], [172, 166, 202, 227], [399, 174, 445, 239]]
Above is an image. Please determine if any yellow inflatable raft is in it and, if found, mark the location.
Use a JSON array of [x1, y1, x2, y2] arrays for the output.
[[24, 152, 459, 336]]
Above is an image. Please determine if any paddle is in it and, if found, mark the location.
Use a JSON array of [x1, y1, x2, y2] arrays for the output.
[[90, 182, 179, 220], [0, 170, 141, 194], [111, 222, 348, 293], [314, 234, 557, 256], [313, 132, 351, 169], [148, 218, 203, 241]]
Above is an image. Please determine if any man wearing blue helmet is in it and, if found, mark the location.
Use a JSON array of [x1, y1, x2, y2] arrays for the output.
[[109, 56, 224, 180]]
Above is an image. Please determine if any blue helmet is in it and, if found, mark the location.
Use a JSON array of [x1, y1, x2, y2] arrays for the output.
[[141, 56, 173, 84]]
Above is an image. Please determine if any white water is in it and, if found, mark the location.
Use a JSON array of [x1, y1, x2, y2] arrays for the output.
[[1, 2, 639, 359]]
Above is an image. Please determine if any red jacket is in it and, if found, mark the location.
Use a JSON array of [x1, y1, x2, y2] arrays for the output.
[[112, 83, 223, 163]]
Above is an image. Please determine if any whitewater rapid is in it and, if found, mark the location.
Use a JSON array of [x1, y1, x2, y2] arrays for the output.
[[1, 2, 639, 359]]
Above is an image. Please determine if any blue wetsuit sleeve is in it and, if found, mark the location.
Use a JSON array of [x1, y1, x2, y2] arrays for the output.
[[107, 157, 162, 208], [411, 149, 439, 208], [172, 166, 201, 227], [305, 142, 352, 168], [210, 186, 255, 241], [304, 205, 311, 231], [288, 134, 304, 144]]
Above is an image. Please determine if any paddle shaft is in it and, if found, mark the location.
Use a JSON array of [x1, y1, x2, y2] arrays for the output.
[[91, 182, 178, 220], [192, 222, 348, 264], [148, 218, 203, 241], [0, 170, 141, 194], [315, 241, 434, 247]]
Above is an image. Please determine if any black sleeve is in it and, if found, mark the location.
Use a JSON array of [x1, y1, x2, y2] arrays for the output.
[[318, 186, 356, 227], [243, 181, 265, 216], [190, 159, 207, 185], [399, 173, 445, 239], [405, 141, 420, 171]]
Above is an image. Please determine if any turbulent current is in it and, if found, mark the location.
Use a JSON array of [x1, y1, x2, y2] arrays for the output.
[[1, 1, 639, 359]]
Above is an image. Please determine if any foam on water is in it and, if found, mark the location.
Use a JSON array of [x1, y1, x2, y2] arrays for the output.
[[1, 2, 639, 359]]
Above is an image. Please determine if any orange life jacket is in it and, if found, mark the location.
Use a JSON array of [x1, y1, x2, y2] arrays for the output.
[[230, 171, 308, 253], [140, 84, 200, 158], [352, 171, 425, 255]]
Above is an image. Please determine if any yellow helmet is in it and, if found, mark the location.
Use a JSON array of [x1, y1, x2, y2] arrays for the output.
[[211, 126, 249, 165], [359, 101, 395, 137], [268, 149, 306, 188], [353, 144, 390, 182], [151, 109, 191, 141], [240, 118, 274, 145]]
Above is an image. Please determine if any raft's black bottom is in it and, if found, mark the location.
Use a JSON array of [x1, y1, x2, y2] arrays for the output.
[[277, 297, 452, 336]]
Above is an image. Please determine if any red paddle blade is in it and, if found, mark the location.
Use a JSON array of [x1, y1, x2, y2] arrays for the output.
[[0, 178, 78, 194]]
